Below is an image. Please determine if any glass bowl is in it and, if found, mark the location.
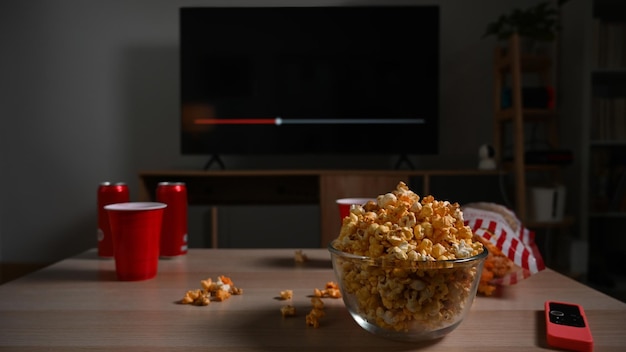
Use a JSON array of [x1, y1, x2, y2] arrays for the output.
[[328, 241, 488, 342]]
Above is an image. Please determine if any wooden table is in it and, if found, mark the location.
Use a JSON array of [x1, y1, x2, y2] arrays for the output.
[[1, 249, 625, 351]]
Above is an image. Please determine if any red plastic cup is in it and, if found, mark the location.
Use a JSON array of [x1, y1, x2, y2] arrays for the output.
[[105, 202, 167, 281], [336, 198, 376, 222]]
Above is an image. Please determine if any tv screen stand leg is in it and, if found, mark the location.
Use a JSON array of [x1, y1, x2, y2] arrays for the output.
[[203, 154, 225, 170], [394, 154, 415, 170]]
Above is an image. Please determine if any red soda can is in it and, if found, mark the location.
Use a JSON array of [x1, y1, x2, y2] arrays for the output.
[[97, 182, 130, 257], [156, 182, 188, 257]]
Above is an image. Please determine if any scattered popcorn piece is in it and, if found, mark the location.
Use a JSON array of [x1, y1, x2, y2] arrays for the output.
[[305, 314, 319, 328], [200, 278, 213, 291], [294, 250, 308, 263], [195, 295, 211, 306], [313, 282, 342, 298], [213, 289, 231, 302], [325, 288, 341, 298], [279, 290, 293, 300], [278, 284, 338, 325], [311, 296, 324, 310], [305, 295, 328, 328], [180, 289, 210, 306], [280, 305, 297, 317], [218, 275, 234, 286], [179, 275, 242, 306], [306, 304, 326, 328]]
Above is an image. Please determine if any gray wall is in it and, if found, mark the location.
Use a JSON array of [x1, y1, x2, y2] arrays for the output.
[[0, 0, 539, 266]]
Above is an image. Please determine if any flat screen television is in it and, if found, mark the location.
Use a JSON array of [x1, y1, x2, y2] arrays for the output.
[[180, 6, 439, 157]]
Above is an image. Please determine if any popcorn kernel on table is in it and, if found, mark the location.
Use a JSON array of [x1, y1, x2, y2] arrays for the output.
[[213, 289, 231, 302], [279, 290, 293, 300], [280, 305, 297, 317], [303, 283, 339, 327], [179, 275, 242, 306], [313, 281, 342, 298], [310, 297, 324, 310], [180, 289, 210, 306], [306, 307, 325, 328], [294, 250, 308, 263], [218, 275, 233, 286]]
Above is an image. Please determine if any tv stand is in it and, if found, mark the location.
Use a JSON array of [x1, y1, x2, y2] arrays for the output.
[[139, 169, 503, 248], [203, 154, 225, 170]]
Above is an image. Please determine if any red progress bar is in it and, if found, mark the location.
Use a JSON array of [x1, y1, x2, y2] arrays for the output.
[[195, 118, 275, 125]]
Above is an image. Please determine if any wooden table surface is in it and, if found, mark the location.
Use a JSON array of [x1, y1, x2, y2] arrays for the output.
[[0, 248, 625, 351]]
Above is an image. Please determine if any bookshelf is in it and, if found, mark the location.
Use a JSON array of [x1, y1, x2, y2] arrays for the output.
[[562, 0, 626, 295], [492, 33, 570, 226], [586, 0, 626, 236]]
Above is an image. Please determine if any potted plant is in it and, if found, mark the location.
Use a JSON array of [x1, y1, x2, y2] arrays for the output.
[[482, 1, 566, 49]]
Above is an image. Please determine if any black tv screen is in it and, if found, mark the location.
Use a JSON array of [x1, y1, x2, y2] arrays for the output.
[[180, 6, 439, 156]]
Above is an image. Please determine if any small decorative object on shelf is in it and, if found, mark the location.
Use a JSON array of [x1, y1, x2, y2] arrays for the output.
[[483, 1, 561, 40], [482, 1, 569, 53], [478, 144, 497, 170], [528, 184, 567, 223]]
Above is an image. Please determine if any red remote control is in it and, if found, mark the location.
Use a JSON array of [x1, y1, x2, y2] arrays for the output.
[[545, 301, 593, 352]]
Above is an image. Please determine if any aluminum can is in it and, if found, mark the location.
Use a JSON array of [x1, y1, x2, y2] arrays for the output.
[[97, 182, 130, 257], [156, 182, 188, 257]]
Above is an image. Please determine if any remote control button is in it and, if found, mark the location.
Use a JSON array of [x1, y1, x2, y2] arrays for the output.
[[550, 310, 565, 317]]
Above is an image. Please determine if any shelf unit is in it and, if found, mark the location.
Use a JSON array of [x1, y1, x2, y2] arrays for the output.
[[585, 82, 626, 265], [561, 0, 626, 297], [492, 33, 568, 226], [586, 0, 626, 289]]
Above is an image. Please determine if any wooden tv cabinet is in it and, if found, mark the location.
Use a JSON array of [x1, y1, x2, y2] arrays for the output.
[[138, 169, 502, 248]]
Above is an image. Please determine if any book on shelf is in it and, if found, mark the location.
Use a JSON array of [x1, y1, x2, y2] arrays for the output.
[[591, 96, 626, 141], [609, 169, 626, 211], [593, 19, 626, 68], [590, 149, 626, 212]]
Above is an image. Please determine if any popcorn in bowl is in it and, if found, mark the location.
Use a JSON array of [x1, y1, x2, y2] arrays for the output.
[[329, 182, 487, 341]]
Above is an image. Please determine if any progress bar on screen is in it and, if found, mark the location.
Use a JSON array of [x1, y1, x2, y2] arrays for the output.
[[194, 118, 425, 125]]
